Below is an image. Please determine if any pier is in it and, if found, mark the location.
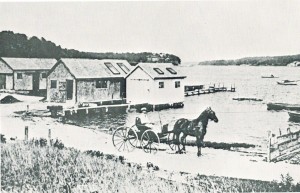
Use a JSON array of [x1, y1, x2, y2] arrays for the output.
[[184, 84, 236, 97]]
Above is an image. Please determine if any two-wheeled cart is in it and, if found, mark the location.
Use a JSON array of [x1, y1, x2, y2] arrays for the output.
[[112, 117, 185, 153]]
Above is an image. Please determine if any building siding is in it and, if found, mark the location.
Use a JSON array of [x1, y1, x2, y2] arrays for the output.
[[151, 79, 185, 104], [47, 62, 76, 103], [14, 71, 33, 90], [77, 79, 122, 102], [126, 67, 152, 104], [0, 60, 13, 74], [126, 67, 185, 105]]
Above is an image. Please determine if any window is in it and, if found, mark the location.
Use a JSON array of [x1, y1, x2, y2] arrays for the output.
[[153, 68, 164, 75], [159, 81, 164, 88], [96, 80, 108, 88], [17, 73, 22, 79], [175, 81, 180, 88], [51, 80, 57, 88], [117, 63, 130, 74], [166, 67, 177, 74], [105, 62, 120, 74], [42, 73, 47, 78]]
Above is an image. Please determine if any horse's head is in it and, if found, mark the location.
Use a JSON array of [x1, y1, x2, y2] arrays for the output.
[[206, 107, 218, 123]]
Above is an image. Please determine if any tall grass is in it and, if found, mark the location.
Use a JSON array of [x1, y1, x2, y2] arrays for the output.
[[1, 140, 300, 193]]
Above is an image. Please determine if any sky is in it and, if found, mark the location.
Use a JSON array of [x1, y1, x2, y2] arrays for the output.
[[0, 1, 300, 62]]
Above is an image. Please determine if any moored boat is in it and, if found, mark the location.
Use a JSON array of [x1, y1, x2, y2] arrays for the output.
[[288, 111, 300, 122], [277, 80, 297, 85], [261, 75, 278, 78], [267, 103, 300, 111]]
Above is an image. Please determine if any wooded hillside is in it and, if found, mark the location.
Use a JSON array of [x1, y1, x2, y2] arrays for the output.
[[198, 54, 300, 66], [0, 31, 181, 65]]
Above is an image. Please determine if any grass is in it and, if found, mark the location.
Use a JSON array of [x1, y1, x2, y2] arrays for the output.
[[1, 139, 300, 193]]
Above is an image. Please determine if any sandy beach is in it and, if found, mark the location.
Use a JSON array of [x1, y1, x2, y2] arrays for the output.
[[1, 93, 300, 183]]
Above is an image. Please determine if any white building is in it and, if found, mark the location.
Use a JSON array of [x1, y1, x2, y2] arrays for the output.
[[126, 63, 186, 106]]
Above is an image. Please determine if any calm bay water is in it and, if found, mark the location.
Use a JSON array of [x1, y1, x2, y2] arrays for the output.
[[69, 65, 300, 150]]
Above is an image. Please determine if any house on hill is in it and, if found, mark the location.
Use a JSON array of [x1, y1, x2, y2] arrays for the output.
[[0, 57, 57, 95], [47, 58, 132, 104], [126, 63, 186, 108]]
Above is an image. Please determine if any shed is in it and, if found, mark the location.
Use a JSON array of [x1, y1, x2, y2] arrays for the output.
[[126, 63, 186, 105], [47, 58, 132, 104], [0, 57, 57, 95], [0, 58, 13, 90]]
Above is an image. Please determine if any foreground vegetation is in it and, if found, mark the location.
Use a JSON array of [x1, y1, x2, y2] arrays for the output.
[[1, 139, 300, 192]]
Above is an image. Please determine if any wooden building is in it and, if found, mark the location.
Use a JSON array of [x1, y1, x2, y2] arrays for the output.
[[47, 58, 132, 104], [126, 63, 186, 106], [0, 57, 57, 95], [0, 58, 13, 90]]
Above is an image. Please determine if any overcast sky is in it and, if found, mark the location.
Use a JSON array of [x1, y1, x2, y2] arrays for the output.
[[1, 1, 300, 62]]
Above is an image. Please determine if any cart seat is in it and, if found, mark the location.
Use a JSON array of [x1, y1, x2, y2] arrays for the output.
[[135, 117, 151, 132]]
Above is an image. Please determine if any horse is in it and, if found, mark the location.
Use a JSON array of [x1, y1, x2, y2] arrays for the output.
[[172, 107, 218, 157]]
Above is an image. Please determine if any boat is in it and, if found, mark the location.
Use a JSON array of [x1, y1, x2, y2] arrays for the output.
[[232, 97, 262, 102], [288, 111, 300, 122], [261, 75, 278, 78], [267, 103, 300, 111], [277, 80, 298, 85]]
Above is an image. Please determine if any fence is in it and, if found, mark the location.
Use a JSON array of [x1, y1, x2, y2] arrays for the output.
[[267, 128, 300, 162]]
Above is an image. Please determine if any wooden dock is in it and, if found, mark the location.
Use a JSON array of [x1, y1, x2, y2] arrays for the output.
[[184, 84, 236, 97], [59, 101, 184, 118]]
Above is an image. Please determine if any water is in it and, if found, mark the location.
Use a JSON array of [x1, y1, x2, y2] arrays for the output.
[[68, 65, 300, 150]]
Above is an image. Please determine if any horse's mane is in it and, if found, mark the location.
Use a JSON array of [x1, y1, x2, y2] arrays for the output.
[[193, 109, 209, 127]]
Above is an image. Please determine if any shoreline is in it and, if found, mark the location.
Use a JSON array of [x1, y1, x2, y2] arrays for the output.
[[1, 94, 300, 183]]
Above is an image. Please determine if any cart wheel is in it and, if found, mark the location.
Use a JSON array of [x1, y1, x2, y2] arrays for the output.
[[112, 127, 138, 152], [141, 130, 160, 154], [168, 133, 186, 152]]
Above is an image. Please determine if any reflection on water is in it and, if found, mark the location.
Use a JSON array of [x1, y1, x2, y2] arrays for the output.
[[68, 66, 300, 150]]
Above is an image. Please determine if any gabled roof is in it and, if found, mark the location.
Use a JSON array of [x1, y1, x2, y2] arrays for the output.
[[1, 57, 57, 71], [0, 58, 13, 74], [126, 63, 186, 80], [53, 58, 132, 79]]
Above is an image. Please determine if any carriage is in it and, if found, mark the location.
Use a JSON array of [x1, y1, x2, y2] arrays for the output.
[[112, 107, 219, 156], [112, 116, 183, 154]]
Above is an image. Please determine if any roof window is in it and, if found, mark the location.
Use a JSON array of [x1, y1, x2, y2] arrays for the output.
[[153, 68, 164, 75], [117, 63, 130, 74], [105, 62, 120, 74], [166, 67, 177, 74]]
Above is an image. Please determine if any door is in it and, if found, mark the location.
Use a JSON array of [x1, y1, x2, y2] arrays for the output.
[[0, 75, 6, 89], [66, 80, 73, 100], [32, 72, 40, 94]]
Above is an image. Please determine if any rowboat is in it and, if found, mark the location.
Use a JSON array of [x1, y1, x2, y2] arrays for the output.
[[288, 111, 300, 122], [267, 103, 300, 111], [261, 75, 278, 78]]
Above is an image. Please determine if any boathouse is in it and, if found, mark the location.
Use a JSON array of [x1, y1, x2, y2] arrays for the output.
[[0, 57, 57, 95], [126, 63, 186, 107], [0, 58, 13, 90], [47, 58, 132, 104]]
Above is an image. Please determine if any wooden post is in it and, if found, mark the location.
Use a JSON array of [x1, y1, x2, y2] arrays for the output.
[[279, 128, 282, 136], [25, 126, 28, 141], [267, 131, 272, 162], [48, 129, 52, 145]]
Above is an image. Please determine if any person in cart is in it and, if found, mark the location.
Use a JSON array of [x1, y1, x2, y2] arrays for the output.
[[137, 107, 160, 132]]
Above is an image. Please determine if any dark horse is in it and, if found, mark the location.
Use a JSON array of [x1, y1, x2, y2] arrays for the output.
[[173, 107, 218, 156]]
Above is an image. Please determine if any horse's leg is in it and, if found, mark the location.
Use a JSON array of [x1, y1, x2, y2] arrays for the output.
[[181, 133, 187, 153], [196, 136, 202, 157], [176, 132, 183, 154]]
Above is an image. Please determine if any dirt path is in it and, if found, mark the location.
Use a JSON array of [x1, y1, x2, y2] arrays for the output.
[[1, 94, 300, 183]]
